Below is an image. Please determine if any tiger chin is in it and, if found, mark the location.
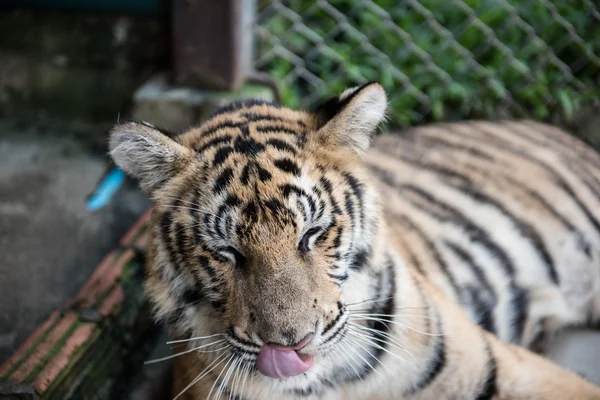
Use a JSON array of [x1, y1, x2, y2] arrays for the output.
[[109, 82, 600, 399]]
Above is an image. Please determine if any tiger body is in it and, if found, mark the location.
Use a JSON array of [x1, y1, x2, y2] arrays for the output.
[[109, 83, 600, 400]]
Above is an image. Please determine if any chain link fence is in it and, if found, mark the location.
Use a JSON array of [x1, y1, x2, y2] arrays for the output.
[[254, 0, 600, 129]]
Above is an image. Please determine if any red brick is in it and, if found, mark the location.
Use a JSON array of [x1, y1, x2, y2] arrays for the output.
[[70, 249, 133, 309], [0, 311, 60, 378], [32, 323, 95, 393], [98, 286, 125, 317], [10, 312, 79, 383]]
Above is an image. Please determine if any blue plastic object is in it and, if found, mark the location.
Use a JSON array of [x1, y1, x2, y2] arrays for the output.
[[87, 167, 126, 211]]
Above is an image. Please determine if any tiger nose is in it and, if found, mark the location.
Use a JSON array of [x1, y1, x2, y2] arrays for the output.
[[267, 332, 315, 351]]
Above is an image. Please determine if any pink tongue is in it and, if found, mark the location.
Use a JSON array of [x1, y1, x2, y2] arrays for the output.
[[257, 344, 313, 379]]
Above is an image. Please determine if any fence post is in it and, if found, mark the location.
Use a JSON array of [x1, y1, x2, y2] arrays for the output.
[[171, 0, 255, 90]]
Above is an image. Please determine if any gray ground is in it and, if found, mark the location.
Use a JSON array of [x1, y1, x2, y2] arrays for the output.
[[0, 121, 149, 362], [0, 121, 599, 400]]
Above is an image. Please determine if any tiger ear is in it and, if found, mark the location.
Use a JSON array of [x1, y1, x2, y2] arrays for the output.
[[108, 122, 192, 194], [313, 82, 387, 154]]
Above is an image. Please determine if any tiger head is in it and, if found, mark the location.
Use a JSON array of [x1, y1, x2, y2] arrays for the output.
[[109, 83, 391, 390]]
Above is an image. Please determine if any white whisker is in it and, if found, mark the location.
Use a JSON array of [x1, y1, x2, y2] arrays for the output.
[[172, 353, 228, 400], [167, 333, 225, 344], [346, 330, 393, 375], [344, 335, 383, 380], [206, 355, 235, 400], [338, 337, 364, 381], [197, 345, 230, 353], [350, 316, 444, 337], [239, 361, 252, 397], [329, 348, 352, 378], [349, 312, 435, 322], [345, 296, 394, 307], [349, 322, 421, 366], [216, 356, 239, 400], [348, 307, 429, 315], [348, 326, 412, 367], [146, 339, 226, 364], [229, 358, 244, 400]]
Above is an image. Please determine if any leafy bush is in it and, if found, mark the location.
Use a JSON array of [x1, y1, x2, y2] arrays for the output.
[[256, 0, 600, 127]]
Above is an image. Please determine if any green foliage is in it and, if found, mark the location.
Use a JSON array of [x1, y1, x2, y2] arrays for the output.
[[257, 0, 600, 127]]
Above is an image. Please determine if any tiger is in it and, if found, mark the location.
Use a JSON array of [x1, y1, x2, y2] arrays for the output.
[[109, 82, 600, 399]]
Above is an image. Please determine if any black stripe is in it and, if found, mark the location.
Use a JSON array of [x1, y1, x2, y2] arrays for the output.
[[241, 112, 306, 128], [394, 214, 461, 297], [224, 194, 242, 208], [475, 337, 497, 400], [255, 162, 272, 183], [502, 175, 576, 230], [240, 162, 252, 186], [312, 186, 326, 220], [241, 112, 284, 122], [342, 172, 365, 228], [444, 241, 497, 334], [262, 198, 285, 217], [502, 173, 592, 257], [201, 120, 245, 137], [318, 177, 343, 215], [264, 138, 298, 155], [255, 125, 303, 137], [509, 283, 529, 343], [503, 120, 600, 171], [396, 234, 427, 277], [181, 288, 204, 305], [242, 201, 259, 224], [364, 260, 395, 363], [327, 272, 349, 282], [344, 191, 355, 227], [396, 185, 529, 342], [331, 226, 344, 249], [160, 211, 179, 271], [375, 152, 559, 284], [212, 146, 235, 167], [233, 136, 265, 156], [208, 99, 280, 118], [344, 258, 396, 382], [321, 307, 346, 339], [315, 222, 335, 247], [202, 213, 217, 238], [462, 124, 600, 239], [194, 135, 233, 153], [400, 184, 517, 277], [215, 203, 229, 239], [213, 167, 234, 194], [274, 158, 301, 176], [350, 249, 369, 271], [174, 223, 188, 268], [198, 255, 217, 280], [280, 184, 317, 217], [454, 181, 558, 284], [404, 319, 445, 394], [573, 163, 600, 201], [557, 180, 600, 235]]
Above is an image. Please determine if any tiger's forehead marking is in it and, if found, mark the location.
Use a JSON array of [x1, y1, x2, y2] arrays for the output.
[[176, 101, 317, 193], [165, 101, 342, 244], [180, 101, 312, 150]]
